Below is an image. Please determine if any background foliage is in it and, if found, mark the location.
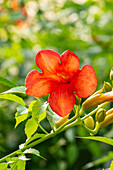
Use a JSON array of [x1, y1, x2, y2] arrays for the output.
[[0, 0, 113, 169]]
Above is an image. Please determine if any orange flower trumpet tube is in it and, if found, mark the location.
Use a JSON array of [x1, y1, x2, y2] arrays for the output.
[[100, 108, 113, 128], [83, 91, 113, 110], [25, 49, 97, 117]]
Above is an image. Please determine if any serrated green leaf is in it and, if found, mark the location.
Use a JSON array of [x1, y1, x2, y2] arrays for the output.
[[0, 163, 8, 169], [2, 86, 25, 94], [16, 105, 28, 117], [28, 100, 48, 118], [110, 160, 113, 170], [6, 157, 18, 163], [34, 102, 48, 117], [24, 148, 46, 160], [15, 106, 28, 128], [78, 136, 113, 146], [17, 159, 26, 170], [25, 133, 45, 145], [28, 100, 42, 114], [38, 110, 46, 123], [6, 157, 18, 169], [25, 118, 38, 138], [15, 113, 28, 128], [0, 93, 25, 106], [46, 111, 61, 127], [0, 76, 16, 87]]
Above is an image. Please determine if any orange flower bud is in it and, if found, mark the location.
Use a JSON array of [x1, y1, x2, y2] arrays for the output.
[[103, 81, 112, 92], [100, 112, 113, 128], [84, 116, 94, 130], [54, 114, 69, 129], [106, 108, 113, 116], [95, 108, 106, 123], [82, 91, 113, 110]]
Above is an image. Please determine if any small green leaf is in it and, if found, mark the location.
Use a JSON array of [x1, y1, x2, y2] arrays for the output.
[[2, 86, 25, 94], [17, 159, 26, 170], [6, 157, 18, 169], [110, 160, 113, 170], [25, 118, 38, 138], [28, 100, 48, 118], [0, 163, 8, 169], [24, 148, 46, 160], [25, 133, 45, 145], [34, 102, 48, 117], [15, 113, 28, 128], [15, 106, 28, 128], [38, 110, 46, 123], [46, 110, 61, 127], [6, 157, 18, 163], [0, 93, 25, 106], [78, 136, 113, 146], [28, 100, 42, 114], [16, 105, 28, 117], [0, 76, 16, 87]]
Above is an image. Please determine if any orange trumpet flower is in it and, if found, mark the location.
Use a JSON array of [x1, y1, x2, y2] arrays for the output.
[[25, 50, 97, 117]]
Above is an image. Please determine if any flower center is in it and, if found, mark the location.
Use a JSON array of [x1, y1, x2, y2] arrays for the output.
[[57, 72, 71, 83], [57, 72, 69, 79]]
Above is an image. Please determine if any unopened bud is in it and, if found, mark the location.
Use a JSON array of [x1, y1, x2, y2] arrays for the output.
[[103, 81, 112, 92], [84, 116, 94, 130], [100, 112, 113, 128], [75, 95, 81, 105], [110, 69, 113, 81], [95, 108, 106, 123], [82, 91, 113, 110], [54, 114, 69, 129], [106, 108, 113, 116]]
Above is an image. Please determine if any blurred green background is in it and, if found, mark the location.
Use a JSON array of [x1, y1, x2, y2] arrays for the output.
[[0, 0, 113, 169]]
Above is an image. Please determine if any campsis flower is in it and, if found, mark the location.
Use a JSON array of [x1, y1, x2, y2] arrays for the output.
[[25, 49, 97, 117]]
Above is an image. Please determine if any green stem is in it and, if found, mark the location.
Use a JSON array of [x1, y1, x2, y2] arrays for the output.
[[0, 102, 109, 163], [0, 116, 81, 163], [39, 124, 48, 134], [54, 114, 78, 135], [81, 102, 109, 121], [79, 107, 84, 116], [59, 118, 81, 132], [82, 122, 100, 135], [0, 132, 54, 163]]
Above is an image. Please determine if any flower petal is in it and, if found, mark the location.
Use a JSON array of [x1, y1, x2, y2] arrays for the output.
[[73, 65, 97, 98], [60, 50, 80, 75], [35, 49, 60, 74], [25, 70, 52, 97], [48, 84, 76, 117]]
